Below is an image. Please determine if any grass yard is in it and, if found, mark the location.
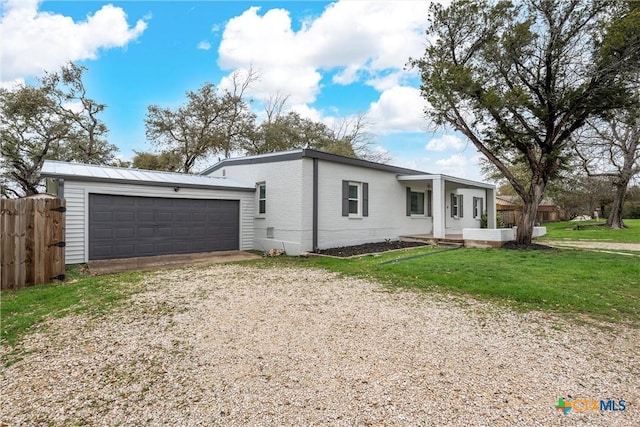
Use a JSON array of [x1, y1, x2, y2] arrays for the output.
[[2, 228, 639, 355], [0, 266, 146, 351], [254, 246, 640, 327], [541, 218, 640, 242]]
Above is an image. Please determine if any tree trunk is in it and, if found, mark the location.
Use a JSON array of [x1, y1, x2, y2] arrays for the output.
[[607, 181, 629, 229], [516, 182, 545, 245]]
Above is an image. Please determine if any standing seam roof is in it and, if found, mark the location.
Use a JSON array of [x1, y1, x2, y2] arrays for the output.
[[40, 160, 254, 190]]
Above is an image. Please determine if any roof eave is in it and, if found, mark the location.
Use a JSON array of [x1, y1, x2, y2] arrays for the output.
[[40, 172, 256, 192]]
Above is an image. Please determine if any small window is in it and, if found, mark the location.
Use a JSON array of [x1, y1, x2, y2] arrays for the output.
[[451, 193, 463, 218], [473, 197, 483, 219], [410, 191, 425, 215], [342, 181, 368, 217], [257, 182, 266, 215], [348, 183, 359, 215]]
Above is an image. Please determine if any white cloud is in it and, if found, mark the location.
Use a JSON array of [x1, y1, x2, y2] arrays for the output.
[[197, 40, 211, 51], [435, 153, 470, 177], [433, 152, 484, 180], [1, 0, 147, 82], [217, 1, 438, 105], [367, 86, 428, 134], [0, 77, 25, 90], [426, 134, 466, 152]]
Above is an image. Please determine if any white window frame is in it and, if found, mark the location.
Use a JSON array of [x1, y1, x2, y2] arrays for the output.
[[451, 193, 463, 218], [256, 182, 266, 217], [473, 197, 483, 219], [348, 181, 361, 217]]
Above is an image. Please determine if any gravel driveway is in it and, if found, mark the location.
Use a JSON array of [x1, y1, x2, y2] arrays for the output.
[[2, 265, 638, 426]]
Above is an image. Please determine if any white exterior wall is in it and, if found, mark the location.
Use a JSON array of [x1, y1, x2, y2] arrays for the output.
[[316, 160, 432, 250], [63, 180, 254, 264], [208, 159, 306, 255], [444, 183, 488, 233]]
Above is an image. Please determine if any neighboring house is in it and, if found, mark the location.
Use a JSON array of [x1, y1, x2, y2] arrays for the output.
[[202, 149, 496, 255], [41, 149, 497, 263], [496, 195, 567, 227]]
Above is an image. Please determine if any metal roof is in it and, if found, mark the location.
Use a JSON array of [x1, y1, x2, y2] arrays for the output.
[[41, 160, 254, 191], [201, 148, 431, 176]]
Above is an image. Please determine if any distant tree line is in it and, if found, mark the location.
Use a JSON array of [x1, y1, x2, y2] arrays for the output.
[[137, 70, 387, 173], [1, 64, 385, 197]]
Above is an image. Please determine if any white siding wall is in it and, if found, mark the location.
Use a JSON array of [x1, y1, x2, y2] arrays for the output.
[[63, 180, 254, 264], [208, 160, 305, 254], [64, 186, 86, 264], [444, 183, 487, 233], [316, 160, 432, 250]]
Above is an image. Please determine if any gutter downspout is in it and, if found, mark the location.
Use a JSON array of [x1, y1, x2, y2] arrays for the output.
[[313, 158, 319, 251]]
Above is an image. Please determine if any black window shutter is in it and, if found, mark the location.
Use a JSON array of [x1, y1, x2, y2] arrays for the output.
[[427, 190, 432, 217], [406, 187, 412, 216], [363, 182, 369, 217], [459, 194, 464, 218], [342, 180, 349, 216]]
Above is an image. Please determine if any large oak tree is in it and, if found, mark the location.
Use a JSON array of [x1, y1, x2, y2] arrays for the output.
[[144, 70, 256, 173], [1, 63, 116, 197], [411, 0, 639, 244]]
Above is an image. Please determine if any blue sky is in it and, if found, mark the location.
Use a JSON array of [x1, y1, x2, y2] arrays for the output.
[[1, 0, 485, 180]]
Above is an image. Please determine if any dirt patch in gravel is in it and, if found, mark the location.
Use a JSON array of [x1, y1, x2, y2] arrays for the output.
[[1, 265, 638, 426], [317, 240, 428, 257], [501, 241, 556, 250]]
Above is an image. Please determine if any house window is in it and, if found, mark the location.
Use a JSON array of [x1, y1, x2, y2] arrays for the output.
[[342, 180, 368, 217], [348, 183, 360, 215], [406, 188, 433, 217], [451, 193, 463, 218], [473, 197, 483, 219], [257, 182, 266, 215], [410, 191, 425, 215]]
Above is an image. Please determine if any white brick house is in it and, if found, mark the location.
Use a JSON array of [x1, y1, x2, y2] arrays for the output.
[[42, 149, 496, 263], [202, 149, 496, 255]]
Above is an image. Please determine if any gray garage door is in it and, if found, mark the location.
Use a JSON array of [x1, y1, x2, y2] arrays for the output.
[[89, 194, 239, 260]]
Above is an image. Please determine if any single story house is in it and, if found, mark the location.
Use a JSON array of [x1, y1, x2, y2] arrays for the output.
[[41, 149, 496, 263]]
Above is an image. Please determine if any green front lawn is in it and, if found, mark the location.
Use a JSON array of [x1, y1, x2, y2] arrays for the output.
[[3, 242, 639, 360], [253, 246, 640, 326], [541, 219, 640, 243]]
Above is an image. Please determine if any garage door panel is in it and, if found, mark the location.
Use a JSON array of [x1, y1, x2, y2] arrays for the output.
[[175, 212, 190, 222], [92, 212, 113, 222], [89, 194, 239, 260], [138, 227, 154, 238], [116, 212, 135, 222], [115, 244, 136, 257], [156, 212, 174, 222], [116, 228, 135, 238], [138, 211, 154, 222], [137, 243, 155, 254], [117, 197, 136, 207], [92, 228, 113, 239]]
